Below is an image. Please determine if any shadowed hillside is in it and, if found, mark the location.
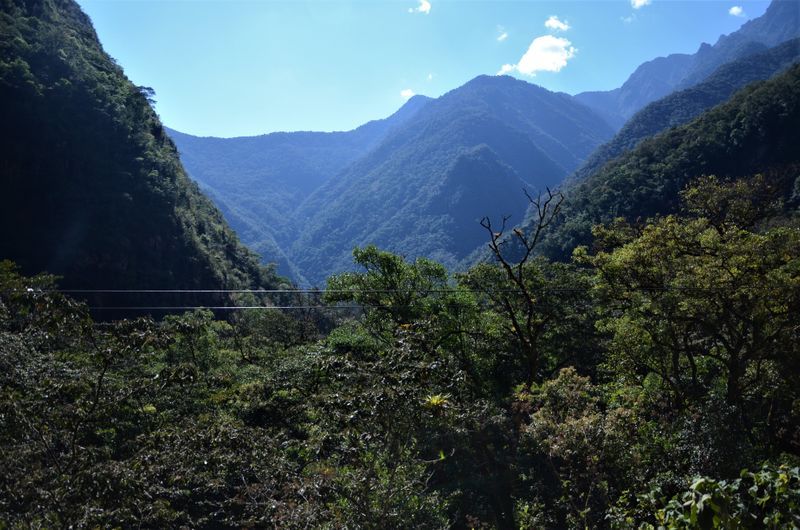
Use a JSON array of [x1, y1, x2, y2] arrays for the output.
[[0, 0, 285, 312]]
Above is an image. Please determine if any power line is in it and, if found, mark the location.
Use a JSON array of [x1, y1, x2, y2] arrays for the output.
[[6, 286, 746, 313], [88, 305, 378, 311], [30, 287, 737, 294]]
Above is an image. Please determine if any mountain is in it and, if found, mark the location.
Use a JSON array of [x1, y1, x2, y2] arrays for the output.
[[575, 0, 800, 127], [171, 75, 613, 285], [0, 0, 284, 309], [535, 63, 800, 261], [166, 95, 430, 283], [290, 75, 614, 284], [572, 38, 800, 183], [678, 0, 800, 88], [575, 53, 694, 129]]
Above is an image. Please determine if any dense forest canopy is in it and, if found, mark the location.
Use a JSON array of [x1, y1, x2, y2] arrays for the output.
[[2, 172, 799, 527]]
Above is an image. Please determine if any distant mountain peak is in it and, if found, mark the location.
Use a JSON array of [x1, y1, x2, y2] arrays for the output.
[[575, 0, 800, 128], [404, 94, 432, 105]]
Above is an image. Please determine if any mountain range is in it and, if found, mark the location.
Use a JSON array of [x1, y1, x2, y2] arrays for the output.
[[534, 62, 800, 261], [574, 0, 800, 128], [165, 95, 431, 283], [171, 76, 614, 284], [571, 37, 800, 184], [2, 1, 799, 526], [169, 0, 799, 285]]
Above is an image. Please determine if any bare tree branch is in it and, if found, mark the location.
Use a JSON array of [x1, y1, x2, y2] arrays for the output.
[[478, 188, 564, 384]]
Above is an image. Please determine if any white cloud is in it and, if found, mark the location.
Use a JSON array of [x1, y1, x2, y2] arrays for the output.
[[544, 15, 570, 31], [497, 35, 577, 77], [497, 31, 508, 42], [621, 13, 636, 23], [400, 88, 416, 99], [427, 73, 434, 81], [631, 0, 651, 9], [729, 5, 745, 17], [498, 64, 515, 75], [408, 0, 431, 14]]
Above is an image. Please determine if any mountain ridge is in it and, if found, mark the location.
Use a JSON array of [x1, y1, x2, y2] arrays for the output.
[[167, 94, 432, 283], [575, 0, 800, 127], [536, 63, 800, 261], [288, 74, 614, 284], [571, 38, 800, 185], [171, 74, 614, 285]]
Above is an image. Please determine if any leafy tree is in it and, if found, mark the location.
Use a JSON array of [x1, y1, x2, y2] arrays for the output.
[[609, 464, 800, 529], [325, 245, 452, 338], [583, 180, 799, 408], [460, 190, 600, 385]]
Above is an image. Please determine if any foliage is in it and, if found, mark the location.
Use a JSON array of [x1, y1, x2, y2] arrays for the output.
[[585, 213, 799, 406], [2, 1, 800, 528], [654, 465, 800, 529], [537, 63, 800, 261], [609, 464, 800, 529], [573, 38, 800, 184], [325, 245, 451, 336], [2, 172, 800, 528]]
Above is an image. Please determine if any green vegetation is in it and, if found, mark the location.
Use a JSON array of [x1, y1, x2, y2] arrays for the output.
[[575, 0, 799, 127], [2, 1, 799, 527], [573, 38, 800, 183], [172, 74, 614, 286], [536, 63, 800, 261], [2, 174, 798, 528], [0, 0, 283, 306]]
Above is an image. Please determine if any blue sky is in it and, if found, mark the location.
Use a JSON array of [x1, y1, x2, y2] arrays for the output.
[[77, 0, 770, 137]]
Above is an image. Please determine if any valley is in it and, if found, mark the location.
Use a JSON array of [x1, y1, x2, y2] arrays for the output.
[[168, 0, 799, 285]]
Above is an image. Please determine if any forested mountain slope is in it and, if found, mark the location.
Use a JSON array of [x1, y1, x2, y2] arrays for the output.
[[535, 63, 800, 260], [575, 0, 799, 127], [572, 38, 800, 183], [2, 3, 799, 527], [171, 74, 612, 285], [0, 0, 283, 304], [166, 95, 430, 282], [290, 75, 614, 284]]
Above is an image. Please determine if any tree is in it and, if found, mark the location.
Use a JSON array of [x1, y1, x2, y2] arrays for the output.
[[461, 189, 597, 384], [324, 245, 453, 339], [581, 177, 800, 408]]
